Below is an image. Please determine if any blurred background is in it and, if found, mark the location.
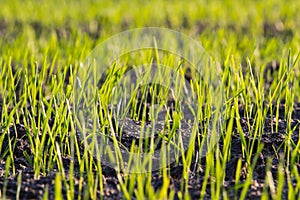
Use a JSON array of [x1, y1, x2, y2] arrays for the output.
[[1, 0, 299, 68]]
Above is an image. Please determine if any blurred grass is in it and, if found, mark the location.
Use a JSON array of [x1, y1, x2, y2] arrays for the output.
[[1, 0, 299, 63]]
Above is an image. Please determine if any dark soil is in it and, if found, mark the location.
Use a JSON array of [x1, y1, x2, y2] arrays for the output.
[[0, 98, 299, 199]]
